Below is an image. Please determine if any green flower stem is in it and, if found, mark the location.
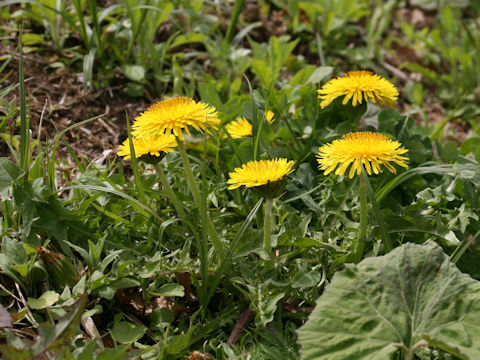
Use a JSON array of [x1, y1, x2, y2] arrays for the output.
[[264, 197, 274, 268], [176, 139, 225, 261], [352, 171, 367, 263], [351, 102, 367, 130], [153, 163, 186, 219]]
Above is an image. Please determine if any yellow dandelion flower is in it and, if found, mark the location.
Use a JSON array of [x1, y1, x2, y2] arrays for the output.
[[132, 97, 220, 141], [265, 111, 275, 124], [118, 133, 177, 159], [225, 117, 252, 138], [317, 132, 408, 179], [227, 158, 295, 190], [317, 71, 399, 109]]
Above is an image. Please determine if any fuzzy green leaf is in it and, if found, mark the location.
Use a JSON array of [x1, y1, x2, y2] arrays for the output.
[[298, 242, 480, 360]]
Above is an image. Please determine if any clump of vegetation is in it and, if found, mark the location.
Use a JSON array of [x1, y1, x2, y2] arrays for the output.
[[1, 1, 480, 359]]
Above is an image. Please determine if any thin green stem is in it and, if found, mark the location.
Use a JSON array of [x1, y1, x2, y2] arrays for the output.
[[351, 102, 367, 130], [268, 89, 301, 156], [225, 0, 245, 43], [451, 230, 480, 264], [199, 149, 209, 315], [176, 139, 225, 261], [253, 118, 264, 162], [264, 197, 274, 268], [153, 162, 186, 219], [126, 114, 146, 204], [352, 172, 367, 263], [19, 24, 29, 177], [362, 169, 393, 253]]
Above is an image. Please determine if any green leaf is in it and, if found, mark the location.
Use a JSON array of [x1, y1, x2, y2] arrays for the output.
[[110, 321, 146, 344], [306, 66, 333, 84], [73, 275, 86, 296], [1, 237, 27, 266], [298, 242, 480, 360], [21, 33, 45, 46], [149, 308, 174, 330], [448, 203, 478, 233], [251, 290, 285, 327], [292, 271, 321, 289], [438, 141, 459, 162], [416, 185, 455, 205], [170, 32, 208, 48], [10, 263, 29, 278], [74, 338, 98, 360], [97, 344, 130, 360], [150, 283, 184, 297], [289, 65, 316, 86], [0, 158, 24, 192], [31, 294, 88, 355], [124, 82, 144, 97], [27, 291, 60, 310], [460, 137, 480, 156], [121, 65, 145, 82]]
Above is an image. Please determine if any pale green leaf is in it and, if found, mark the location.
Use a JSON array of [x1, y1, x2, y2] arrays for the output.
[[298, 242, 480, 360], [306, 66, 334, 84], [150, 283, 184, 297], [121, 65, 145, 82], [170, 33, 208, 48], [27, 291, 60, 310]]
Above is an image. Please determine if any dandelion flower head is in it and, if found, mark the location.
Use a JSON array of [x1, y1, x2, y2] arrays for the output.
[[317, 71, 399, 109], [118, 133, 177, 159], [317, 132, 408, 179], [225, 117, 252, 138], [132, 97, 220, 141], [265, 111, 275, 124], [227, 158, 295, 190]]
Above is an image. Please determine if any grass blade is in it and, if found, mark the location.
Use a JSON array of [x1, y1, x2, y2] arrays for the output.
[[59, 184, 160, 221], [375, 162, 474, 203], [18, 24, 29, 175], [225, 0, 245, 43]]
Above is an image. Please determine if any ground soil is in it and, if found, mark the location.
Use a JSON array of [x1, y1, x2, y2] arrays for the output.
[[1, 42, 145, 166]]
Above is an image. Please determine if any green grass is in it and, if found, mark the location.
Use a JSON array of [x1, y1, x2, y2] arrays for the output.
[[1, 1, 480, 359]]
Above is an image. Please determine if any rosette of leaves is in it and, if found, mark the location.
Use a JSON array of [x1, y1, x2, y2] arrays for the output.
[[298, 242, 480, 360]]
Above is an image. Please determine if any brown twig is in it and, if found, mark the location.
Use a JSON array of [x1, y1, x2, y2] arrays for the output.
[[227, 306, 255, 346], [14, 282, 38, 327]]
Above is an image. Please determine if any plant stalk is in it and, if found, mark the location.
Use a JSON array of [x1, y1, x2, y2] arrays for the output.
[[19, 24, 29, 178], [176, 139, 224, 261], [225, 0, 245, 43], [352, 172, 368, 263], [153, 162, 186, 219], [264, 197, 274, 268]]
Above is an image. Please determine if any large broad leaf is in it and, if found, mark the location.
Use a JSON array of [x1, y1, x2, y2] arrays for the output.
[[298, 242, 480, 360]]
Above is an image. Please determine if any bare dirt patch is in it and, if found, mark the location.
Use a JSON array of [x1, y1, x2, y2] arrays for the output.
[[1, 43, 144, 164]]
